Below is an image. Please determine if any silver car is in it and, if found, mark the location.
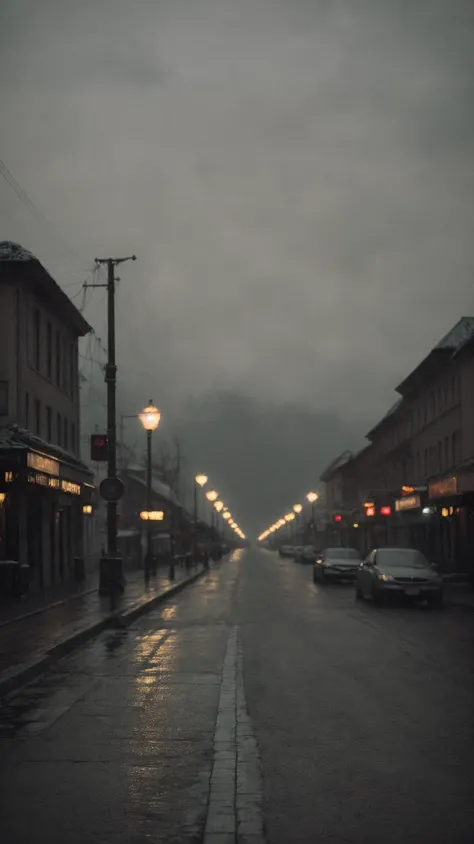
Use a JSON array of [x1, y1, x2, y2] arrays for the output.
[[355, 547, 443, 607], [313, 547, 362, 583]]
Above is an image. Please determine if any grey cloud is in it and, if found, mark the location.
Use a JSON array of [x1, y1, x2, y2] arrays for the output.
[[1, 0, 473, 528]]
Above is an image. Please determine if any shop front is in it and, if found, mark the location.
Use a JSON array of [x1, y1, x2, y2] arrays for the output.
[[0, 443, 94, 591], [428, 469, 474, 576]]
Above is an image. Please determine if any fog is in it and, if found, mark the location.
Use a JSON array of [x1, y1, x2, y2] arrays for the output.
[[1, 0, 473, 533]]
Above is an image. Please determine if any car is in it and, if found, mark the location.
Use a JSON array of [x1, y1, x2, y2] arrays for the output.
[[355, 547, 443, 607], [292, 546, 305, 560], [295, 545, 318, 564], [279, 545, 295, 557], [313, 547, 362, 583]]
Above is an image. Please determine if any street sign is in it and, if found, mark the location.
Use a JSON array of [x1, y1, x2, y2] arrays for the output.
[[99, 477, 124, 502]]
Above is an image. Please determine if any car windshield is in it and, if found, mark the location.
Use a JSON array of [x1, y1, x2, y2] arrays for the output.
[[325, 548, 360, 559], [377, 549, 429, 569]]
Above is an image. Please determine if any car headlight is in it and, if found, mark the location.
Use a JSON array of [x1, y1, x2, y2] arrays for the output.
[[378, 573, 393, 582]]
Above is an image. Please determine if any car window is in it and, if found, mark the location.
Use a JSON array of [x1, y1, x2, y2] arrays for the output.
[[325, 548, 360, 559], [376, 548, 429, 569]]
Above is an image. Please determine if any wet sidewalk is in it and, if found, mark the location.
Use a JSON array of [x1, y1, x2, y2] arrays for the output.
[[0, 562, 205, 695]]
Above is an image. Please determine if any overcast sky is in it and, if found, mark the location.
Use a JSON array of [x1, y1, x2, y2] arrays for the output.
[[1, 0, 473, 531]]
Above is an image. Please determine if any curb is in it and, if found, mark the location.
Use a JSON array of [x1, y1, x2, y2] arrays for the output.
[[0, 566, 208, 699]]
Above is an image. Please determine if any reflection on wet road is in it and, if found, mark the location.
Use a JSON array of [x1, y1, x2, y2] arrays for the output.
[[0, 548, 473, 843]]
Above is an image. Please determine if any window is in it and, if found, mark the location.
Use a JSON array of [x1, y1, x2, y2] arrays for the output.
[[430, 391, 435, 419], [35, 399, 41, 436], [33, 308, 41, 370], [452, 431, 459, 466], [0, 381, 8, 416], [71, 421, 76, 454], [47, 321, 52, 379], [69, 345, 74, 397], [57, 412, 62, 446], [438, 441, 443, 472], [415, 452, 420, 480], [63, 339, 69, 395], [424, 448, 428, 477], [451, 376, 456, 404], [444, 437, 449, 469], [25, 392, 29, 427], [444, 383, 448, 406], [46, 406, 52, 441], [55, 330, 61, 387], [64, 417, 68, 450]]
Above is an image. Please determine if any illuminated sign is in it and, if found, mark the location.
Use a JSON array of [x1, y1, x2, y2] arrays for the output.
[[140, 510, 164, 521], [401, 485, 416, 496], [61, 480, 81, 495], [395, 494, 420, 512], [365, 506, 375, 517], [428, 476, 457, 499], [27, 452, 59, 476]]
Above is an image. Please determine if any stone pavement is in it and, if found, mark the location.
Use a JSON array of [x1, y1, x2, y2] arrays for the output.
[[0, 561, 205, 695]]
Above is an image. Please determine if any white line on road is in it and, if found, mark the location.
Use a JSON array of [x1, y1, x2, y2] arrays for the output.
[[204, 625, 265, 844]]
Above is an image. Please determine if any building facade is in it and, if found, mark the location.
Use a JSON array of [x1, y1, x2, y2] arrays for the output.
[[320, 318, 474, 579], [0, 242, 93, 590]]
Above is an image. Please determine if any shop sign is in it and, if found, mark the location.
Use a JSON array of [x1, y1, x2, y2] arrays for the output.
[[429, 476, 457, 499], [395, 494, 420, 512], [27, 452, 59, 476], [28, 473, 80, 495]]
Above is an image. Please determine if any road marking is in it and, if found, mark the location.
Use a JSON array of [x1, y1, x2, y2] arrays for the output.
[[204, 625, 265, 844]]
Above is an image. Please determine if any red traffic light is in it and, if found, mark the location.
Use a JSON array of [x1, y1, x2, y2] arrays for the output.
[[333, 514, 342, 523], [380, 506, 392, 516], [90, 434, 108, 462]]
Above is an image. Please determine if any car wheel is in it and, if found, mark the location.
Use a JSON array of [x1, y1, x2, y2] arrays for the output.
[[355, 582, 363, 600]]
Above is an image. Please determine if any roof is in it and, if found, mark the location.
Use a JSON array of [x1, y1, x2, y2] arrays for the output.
[[125, 472, 182, 508], [435, 317, 474, 353], [320, 450, 354, 483], [366, 397, 403, 439], [397, 317, 474, 396], [0, 424, 93, 476], [0, 241, 91, 337]]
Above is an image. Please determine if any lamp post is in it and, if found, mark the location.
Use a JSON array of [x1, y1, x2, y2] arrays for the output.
[[139, 401, 161, 581], [306, 492, 319, 542], [284, 512, 295, 540], [205, 490, 218, 565], [214, 500, 224, 545], [293, 503, 302, 544], [193, 474, 208, 566]]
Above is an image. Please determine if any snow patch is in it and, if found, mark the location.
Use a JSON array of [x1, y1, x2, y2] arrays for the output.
[[0, 241, 35, 261]]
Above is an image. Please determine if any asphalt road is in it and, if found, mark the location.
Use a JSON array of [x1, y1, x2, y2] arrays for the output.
[[1, 548, 473, 843]]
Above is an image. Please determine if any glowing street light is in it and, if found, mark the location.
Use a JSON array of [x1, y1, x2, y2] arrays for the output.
[[206, 490, 219, 502], [193, 474, 209, 567], [293, 504, 303, 514], [214, 501, 224, 513], [223, 512, 231, 521], [306, 491, 319, 541], [139, 401, 162, 580], [195, 474, 208, 487]]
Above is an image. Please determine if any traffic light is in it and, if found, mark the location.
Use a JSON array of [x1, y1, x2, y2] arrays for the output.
[[90, 433, 108, 462], [333, 514, 342, 523]]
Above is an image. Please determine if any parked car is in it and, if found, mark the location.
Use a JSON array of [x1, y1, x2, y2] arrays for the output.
[[295, 545, 318, 564], [313, 547, 362, 583], [292, 546, 305, 560], [355, 547, 443, 607], [279, 545, 295, 557]]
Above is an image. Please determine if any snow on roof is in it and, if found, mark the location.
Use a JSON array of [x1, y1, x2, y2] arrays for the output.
[[0, 241, 35, 261], [434, 317, 474, 354]]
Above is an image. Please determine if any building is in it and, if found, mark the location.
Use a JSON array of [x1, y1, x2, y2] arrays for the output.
[[320, 317, 474, 578], [0, 241, 93, 590]]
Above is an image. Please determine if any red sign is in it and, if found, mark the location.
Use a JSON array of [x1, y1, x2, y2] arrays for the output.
[[90, 434, 108, 462], [380, 506, 392, 517], [333, 514, 342, 523]]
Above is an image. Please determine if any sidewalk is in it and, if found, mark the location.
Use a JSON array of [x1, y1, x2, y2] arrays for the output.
[[0, 561, 206, 696]]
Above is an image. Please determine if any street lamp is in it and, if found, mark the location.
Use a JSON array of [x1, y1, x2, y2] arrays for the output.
[[139, 401, 161, 580], [306, 491, 319, 541], [284, 511, 295, 539], [193, 474, 208, 567]]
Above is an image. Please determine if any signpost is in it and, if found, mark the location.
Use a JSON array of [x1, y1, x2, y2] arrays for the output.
[[99, 476, 124, 503]]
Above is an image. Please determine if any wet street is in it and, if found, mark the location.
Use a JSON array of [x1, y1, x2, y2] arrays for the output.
[[1, 548, 473, 844]]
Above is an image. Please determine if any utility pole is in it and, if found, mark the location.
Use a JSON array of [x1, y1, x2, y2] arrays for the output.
[[86, 255, 136, 601]]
